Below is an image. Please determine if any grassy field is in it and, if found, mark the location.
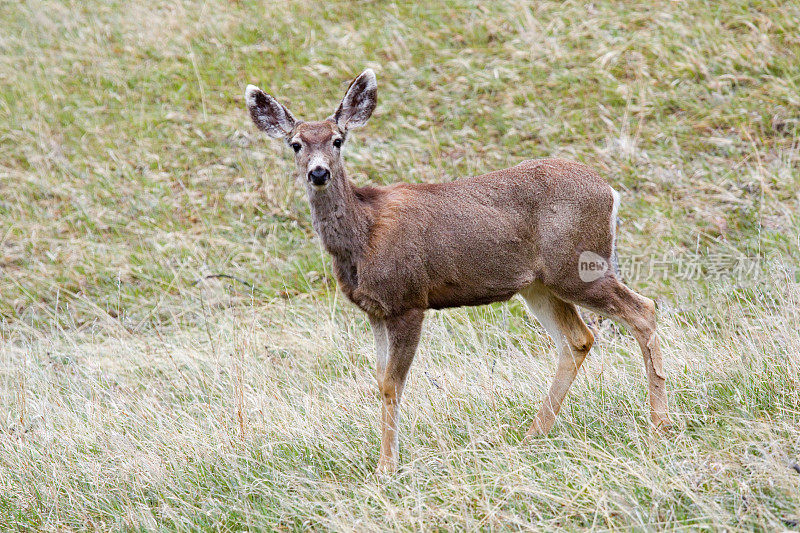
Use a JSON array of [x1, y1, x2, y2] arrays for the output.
[[1, 0, 799, 529]]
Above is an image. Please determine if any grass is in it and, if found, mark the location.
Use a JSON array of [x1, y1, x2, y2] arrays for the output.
[[1, 0, 799, 529]]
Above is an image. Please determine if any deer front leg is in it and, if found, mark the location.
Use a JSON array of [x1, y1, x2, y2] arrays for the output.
[[371, 309, 424, 474], [368, 315, 389, 383]]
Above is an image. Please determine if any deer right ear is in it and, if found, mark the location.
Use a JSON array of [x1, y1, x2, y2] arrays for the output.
[[331, 69, 377, 131], [245, 85, 297, 138]]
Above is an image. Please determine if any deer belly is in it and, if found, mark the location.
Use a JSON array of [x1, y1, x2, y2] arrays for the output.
[[427, 288, 517, 310], [426, 272, 534, 310], [423, 242, 538, 310]]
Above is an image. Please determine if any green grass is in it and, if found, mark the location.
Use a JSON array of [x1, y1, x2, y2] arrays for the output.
[[1, 0, 799, 530]]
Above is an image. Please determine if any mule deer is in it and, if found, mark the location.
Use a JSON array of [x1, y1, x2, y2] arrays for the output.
[[245, 69, 672, 473]]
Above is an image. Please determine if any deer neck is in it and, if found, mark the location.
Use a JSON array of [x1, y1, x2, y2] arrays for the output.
[[307, 170, 371, 284]]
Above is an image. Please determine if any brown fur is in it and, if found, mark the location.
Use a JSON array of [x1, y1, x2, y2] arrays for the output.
[[335, 158, 616, 317], [245, 70, 672, 474]]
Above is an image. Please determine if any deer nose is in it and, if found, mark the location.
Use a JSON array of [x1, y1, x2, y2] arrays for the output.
[[308, 166, 330, 186]]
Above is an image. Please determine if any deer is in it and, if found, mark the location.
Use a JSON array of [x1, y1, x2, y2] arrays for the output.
[[244, 69, 672, 474]]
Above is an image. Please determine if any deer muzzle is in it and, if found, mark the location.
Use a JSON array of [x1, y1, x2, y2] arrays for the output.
[[308, 166, 331, 188]]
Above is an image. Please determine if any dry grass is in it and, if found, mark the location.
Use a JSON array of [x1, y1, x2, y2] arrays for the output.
[[1, 0, 799, 530]]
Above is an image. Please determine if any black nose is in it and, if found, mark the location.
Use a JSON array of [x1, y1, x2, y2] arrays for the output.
[[308, 166, 330, 186]]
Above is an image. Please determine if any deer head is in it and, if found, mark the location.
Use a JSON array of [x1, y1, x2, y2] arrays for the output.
[[245, 69, 377, 192]]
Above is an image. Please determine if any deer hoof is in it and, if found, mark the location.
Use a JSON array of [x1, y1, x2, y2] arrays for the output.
[[523, 417, 554, 442], [650, 414, 674, 435], [375, 457, 398, 476]]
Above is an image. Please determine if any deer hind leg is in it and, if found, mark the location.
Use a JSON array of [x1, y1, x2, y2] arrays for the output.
[[371, 309, 424, 474], [565, 277, 672, 431], [614, 282, 672, 430], [520, 282, 594, 437]]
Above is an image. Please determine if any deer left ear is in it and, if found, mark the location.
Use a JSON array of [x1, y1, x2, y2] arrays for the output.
[[245, 84, 297, 138], [331, 69, 377, 131]]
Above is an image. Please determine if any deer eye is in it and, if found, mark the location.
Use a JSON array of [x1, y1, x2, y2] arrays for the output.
[[290, 142, 301, 153], [332, 138, 342, 149]]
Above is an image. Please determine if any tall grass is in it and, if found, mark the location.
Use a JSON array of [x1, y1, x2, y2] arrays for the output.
[[2, 278, 799, 529]]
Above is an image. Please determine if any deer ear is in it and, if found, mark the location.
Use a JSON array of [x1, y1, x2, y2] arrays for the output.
[[245, 85, 297, 138], [331, 69, 377, 131]]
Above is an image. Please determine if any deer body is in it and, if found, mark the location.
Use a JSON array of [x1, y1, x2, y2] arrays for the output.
[[246, 69, 672, 474], [313, 158, 616, 318]]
